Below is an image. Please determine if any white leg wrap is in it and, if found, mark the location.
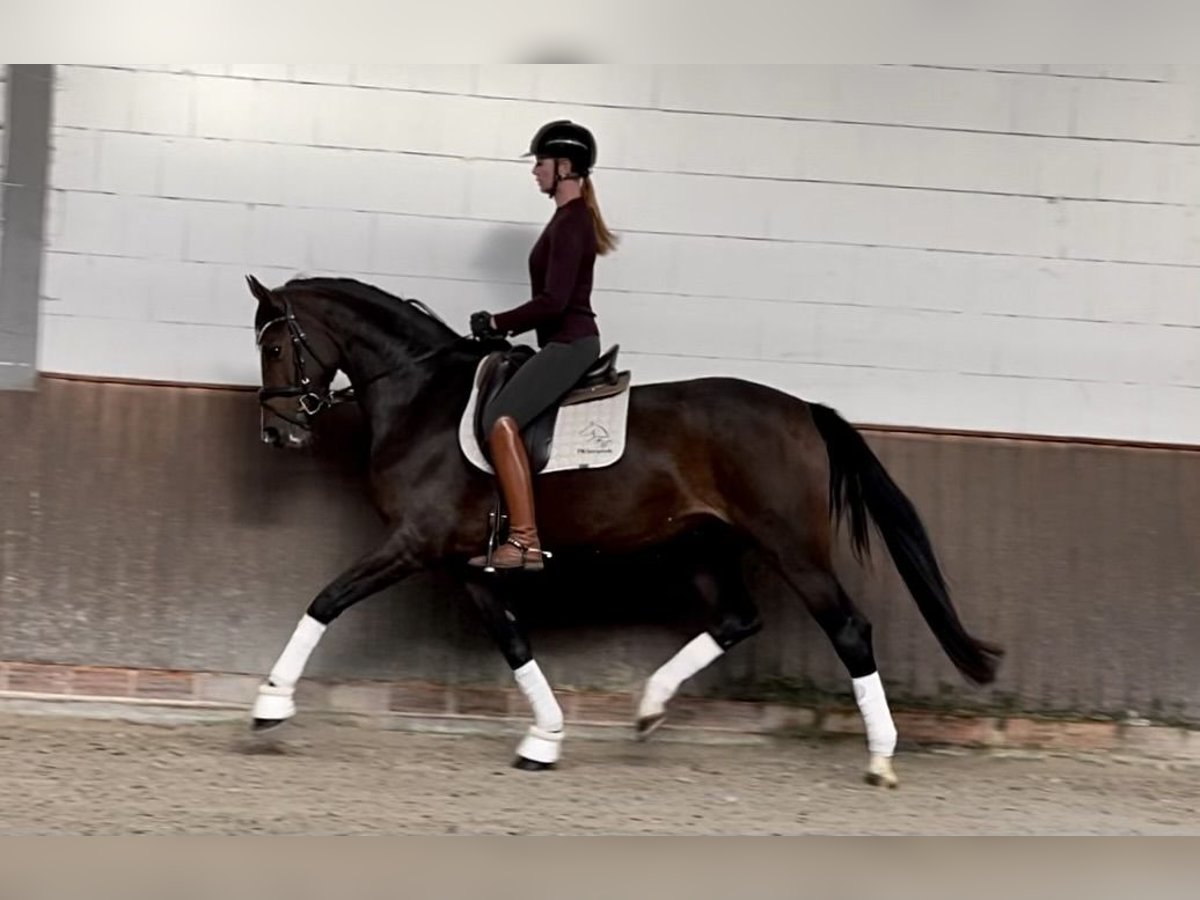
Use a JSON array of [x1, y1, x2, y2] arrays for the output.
[[514, 660, 563, 734], [252, 684, 297, 721], [252, 615, 326, 721], [638, 632, 724, 719], [267, 615, 327, 690], [852, 671, 898, 758], [516, 726, 564, 764]]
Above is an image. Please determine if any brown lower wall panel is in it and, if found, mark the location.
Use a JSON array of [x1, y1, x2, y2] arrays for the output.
[[1, 378, 1197, 723]]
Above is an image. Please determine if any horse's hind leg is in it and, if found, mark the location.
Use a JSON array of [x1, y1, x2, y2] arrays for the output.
[[462, 578, 564, 771], [782, 564, 899, 788], [635, 530, 762, 739]]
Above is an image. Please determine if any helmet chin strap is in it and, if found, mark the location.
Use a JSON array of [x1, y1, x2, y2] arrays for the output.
[[544, 158, 581, 197]]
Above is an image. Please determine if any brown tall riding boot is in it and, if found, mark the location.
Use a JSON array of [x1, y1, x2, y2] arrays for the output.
[[469, 416, 546, 572]]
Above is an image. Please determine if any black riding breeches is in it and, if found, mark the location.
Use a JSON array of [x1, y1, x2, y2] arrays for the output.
[[481, 335, 601, 434]]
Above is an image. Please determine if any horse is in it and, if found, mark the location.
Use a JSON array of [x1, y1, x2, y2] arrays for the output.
[[246, 274, 1003, 788]]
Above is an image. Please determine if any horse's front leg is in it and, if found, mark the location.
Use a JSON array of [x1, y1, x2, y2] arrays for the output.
[[462, 577, 564, 770], [252, 534, 417, 729]]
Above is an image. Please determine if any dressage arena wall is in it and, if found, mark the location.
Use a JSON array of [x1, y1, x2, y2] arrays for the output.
[[1, 66, 1198, 733]]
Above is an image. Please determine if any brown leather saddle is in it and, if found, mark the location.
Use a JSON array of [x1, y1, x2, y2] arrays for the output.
[[472, 344, 630, 473]]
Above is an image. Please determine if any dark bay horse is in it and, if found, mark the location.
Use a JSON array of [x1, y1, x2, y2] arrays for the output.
[[247, 275, 1002, 787]]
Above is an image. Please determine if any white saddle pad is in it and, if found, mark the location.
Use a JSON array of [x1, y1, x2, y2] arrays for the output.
[[458, 357, 632, 474]]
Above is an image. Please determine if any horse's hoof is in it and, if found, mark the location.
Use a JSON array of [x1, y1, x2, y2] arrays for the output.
[[863, 772, 899, 788], [251, 717, 287, 732], [513, 756, 555, 772], [635, 713, 666, 741], [864, 756, 899, 789]]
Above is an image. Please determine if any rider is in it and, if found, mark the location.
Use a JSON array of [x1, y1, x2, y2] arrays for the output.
[[468, 119, 619, 572]]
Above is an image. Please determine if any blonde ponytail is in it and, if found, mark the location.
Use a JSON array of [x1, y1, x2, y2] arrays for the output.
[[581, 178, 618, 256]]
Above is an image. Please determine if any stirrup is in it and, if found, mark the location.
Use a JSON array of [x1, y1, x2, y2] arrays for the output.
[[484, 538, 552, 574]]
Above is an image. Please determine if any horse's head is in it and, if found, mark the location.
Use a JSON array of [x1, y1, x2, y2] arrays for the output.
[[247, 275, 342, 450]]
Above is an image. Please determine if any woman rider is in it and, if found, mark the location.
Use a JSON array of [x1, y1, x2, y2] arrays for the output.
[[468, 119, 619, 572]]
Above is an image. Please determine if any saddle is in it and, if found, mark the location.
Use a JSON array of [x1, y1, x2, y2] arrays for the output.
[[472, 344, 631, 473]]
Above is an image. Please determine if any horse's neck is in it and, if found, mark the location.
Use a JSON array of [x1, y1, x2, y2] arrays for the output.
[[355, 351, 479, 455], [328, 306, 445, 395], [309, 296, 475, 456]]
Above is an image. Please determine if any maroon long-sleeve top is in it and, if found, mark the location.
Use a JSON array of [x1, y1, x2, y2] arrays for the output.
[[492, 197, 600, 347]]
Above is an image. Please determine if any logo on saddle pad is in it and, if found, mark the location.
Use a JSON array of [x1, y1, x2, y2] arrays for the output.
[[458, 347, 632, 476], [577, 420, 614, 455]]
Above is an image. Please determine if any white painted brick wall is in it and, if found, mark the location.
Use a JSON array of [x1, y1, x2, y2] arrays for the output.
[[54, 66, 137, 131], [37, 64, 1200, 444], [353, 66, 473, 95], [1074, 79, 1197, 143], [476, 65, 657, 109]]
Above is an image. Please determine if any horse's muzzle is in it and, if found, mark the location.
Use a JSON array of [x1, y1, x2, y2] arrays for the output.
[[261, 425, 311, 449]]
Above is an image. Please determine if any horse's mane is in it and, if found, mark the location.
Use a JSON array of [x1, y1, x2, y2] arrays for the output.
[[280, 276, 461, 339]]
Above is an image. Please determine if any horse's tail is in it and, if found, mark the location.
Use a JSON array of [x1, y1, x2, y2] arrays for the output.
[[809, 403, 1004, 685]]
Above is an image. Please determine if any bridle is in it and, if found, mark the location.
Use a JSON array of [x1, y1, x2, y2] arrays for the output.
[[255, 294, 485, 430], [256, 300, 348, 425]]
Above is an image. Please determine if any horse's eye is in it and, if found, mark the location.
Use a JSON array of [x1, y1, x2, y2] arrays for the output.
[[266, 344, 282, 360]]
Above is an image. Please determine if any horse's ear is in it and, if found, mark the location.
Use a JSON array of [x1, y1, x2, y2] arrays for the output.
[[245, 274, 279, 310]]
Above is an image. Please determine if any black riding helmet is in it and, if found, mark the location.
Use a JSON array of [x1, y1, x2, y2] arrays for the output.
[[524, 119, 597, 180]]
